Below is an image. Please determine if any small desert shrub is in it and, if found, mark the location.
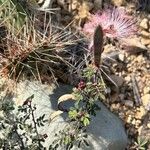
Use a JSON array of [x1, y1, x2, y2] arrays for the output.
[[0, 94, 48, 149]]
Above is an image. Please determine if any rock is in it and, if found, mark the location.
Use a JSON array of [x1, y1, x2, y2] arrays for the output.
[[82, 1, 94, 11], [110, 75, 124, 87], [141, 94, 150, 110], [131, 119, 136, 125], [78, 1, 93, 19], [141, 38, 150, 46], [143, 87, 150, 94], [121, 38, 147, 54], [147, 123, 150, 129], [112, 0, 125, 6], [140, 18, 149, 30], [119, 94, 124, 101], [118, 53, 125, 62], [12, 80, 127, 150], [135, 120, 141, 128], [111, 103, 119, 111], [124, 76, 131, 83], [135, 106, 147, 119], [141, 30, 150, 37], [57, 0, 65, 7], [105, 87, 111, 94], [124, 100, 134, 107], [111, 93, 119, 102], [103, 44, 116, 53], [126, 115, 132, 124], [71, 0, 79, 10], [135, 55, 145, 62], [94, 0, 103, 10]]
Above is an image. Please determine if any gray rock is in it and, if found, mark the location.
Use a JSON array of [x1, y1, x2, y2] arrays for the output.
[[94, 0, 103, 10], [13, 80, 127, 150]]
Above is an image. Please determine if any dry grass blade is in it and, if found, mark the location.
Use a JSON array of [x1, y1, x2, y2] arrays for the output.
[[0, 7, 85, 83], [131, 74, 142, 106]]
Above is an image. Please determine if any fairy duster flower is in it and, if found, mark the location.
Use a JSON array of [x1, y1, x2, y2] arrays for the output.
[[83, 7, 137, 41]]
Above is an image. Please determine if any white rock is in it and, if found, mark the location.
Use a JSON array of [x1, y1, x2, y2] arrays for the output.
[[112, 0, 125, 6], [124, 76, 131, 82], [140, 18, 149, 29], [141, 94, 150, 111], [147, 123, 150, 129], [143, 87, 150, 94], [118, 53, 125, 62], [141, 38, 150, 46], [141, 30, 150, 37], [12, 80, 127, 150]]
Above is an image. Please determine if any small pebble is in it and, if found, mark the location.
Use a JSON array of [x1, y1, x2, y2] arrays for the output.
[[126, 115, 132, 123], [110, 75, 124, 87], [140, 18, 149, 29], [94, 0, 103, 9], [118, 53, 125, 62], [124, 100, 134, 107], [118, 112, 124, 119], [141, 30, 150, 37], [71, 1, 79, 10], [141, 38, 150, 46], [135, 106, 147, 119], [119, 94, 125, 101], [147, 123, 150, 129], [141, 94, 150, 110], [143, 87, 150, 94], [124, 76, 131, 82], [131, 119, 136, 125], [111, 0, 125, 6], [136, 120, 141, 126]]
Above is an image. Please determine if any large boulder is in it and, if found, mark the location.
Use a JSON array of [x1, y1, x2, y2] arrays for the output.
[[13, 80, 128, 150]]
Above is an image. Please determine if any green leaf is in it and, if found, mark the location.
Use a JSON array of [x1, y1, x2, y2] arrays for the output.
[[99, 93, 106, 100], [84, 113, 90, 118], [139, 147, 145, 150], [83, 117, 90, 126], [138, 137, 148, 146], [68, 110, 78, 119], [74, 93, 83, 101], [64, 136, 71, 145]]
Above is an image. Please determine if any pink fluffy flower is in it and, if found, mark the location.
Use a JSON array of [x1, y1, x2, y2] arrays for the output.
[[83, 7, 137, 39]]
